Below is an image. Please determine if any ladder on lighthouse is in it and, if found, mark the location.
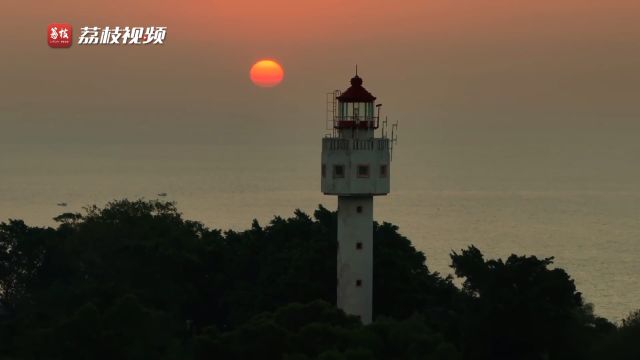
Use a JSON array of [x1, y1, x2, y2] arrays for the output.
[[326, 90, 341, 137]]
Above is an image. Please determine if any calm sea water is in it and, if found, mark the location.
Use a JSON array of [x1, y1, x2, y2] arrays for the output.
[[1, 126, 639, 322]]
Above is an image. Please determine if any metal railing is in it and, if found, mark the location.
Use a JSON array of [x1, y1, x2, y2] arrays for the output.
[[322, 138, 389, 151]]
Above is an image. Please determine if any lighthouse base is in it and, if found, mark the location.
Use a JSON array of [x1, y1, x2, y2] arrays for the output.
[[336, 195, 373, 324]]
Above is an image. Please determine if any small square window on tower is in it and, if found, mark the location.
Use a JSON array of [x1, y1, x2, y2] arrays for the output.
[[321, 164, 326, 178], [380, 164, 388, 178], [333, 165, 345, 178], [357, 164, 370, 178], [356, 242, 363, 249], [356, 279, 362, 287]]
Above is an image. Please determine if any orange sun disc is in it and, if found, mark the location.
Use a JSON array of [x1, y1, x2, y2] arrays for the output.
[[250, 59, 284, 87]]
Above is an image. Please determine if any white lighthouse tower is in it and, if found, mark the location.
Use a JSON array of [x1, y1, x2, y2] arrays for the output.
[[321, 71, 396, 324]]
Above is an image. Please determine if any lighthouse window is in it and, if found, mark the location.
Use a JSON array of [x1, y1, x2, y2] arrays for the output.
[[380, 164, 388, 178], [356, 280, 362, 287], [356, 242, 363, 249], [356, 206, 363, 213], [333, 165, 345, 178], [357, 165, 370, 178], [321, 164, 326, 178]]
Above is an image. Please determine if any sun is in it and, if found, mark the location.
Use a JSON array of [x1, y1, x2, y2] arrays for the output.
[[250, 59, 284, 88]]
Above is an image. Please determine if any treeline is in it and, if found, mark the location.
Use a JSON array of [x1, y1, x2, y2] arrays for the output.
[[0, 199, 637, 359]]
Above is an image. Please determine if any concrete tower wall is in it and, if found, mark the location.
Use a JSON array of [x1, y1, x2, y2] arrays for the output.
[[321, 138, 390, 196], [337, 195, 373, 324]]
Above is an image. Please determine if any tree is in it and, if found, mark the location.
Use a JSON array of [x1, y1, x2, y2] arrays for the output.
[[195, 301, 459, 360], [450, 246, 612, 360], [590, 309, 640, 360], [373, 221, 461, 325], [0, 200, 622, 359]]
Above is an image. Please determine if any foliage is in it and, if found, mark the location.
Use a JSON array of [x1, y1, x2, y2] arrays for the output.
[[589, 310, 640, 360], [0, 199, 631, 359], [450, 246, 614, 359], [194, 301, 460, 360]]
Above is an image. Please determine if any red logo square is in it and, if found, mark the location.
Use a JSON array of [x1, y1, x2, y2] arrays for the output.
[[48, 23, 72, 48]]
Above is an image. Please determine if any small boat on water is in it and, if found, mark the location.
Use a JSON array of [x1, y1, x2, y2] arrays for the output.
[[57, 203, 67, 207], [157, 193, 167, 197]]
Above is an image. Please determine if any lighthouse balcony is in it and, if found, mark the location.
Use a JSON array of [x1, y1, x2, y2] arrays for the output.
[[322, 138, 390, 151], [333, 116, 379, 129]]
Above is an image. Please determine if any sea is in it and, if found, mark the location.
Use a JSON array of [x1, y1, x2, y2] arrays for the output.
[[1, 124, 638, 322]]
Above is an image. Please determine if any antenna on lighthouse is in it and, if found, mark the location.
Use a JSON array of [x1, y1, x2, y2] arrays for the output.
[[391, 120, 399, 160]]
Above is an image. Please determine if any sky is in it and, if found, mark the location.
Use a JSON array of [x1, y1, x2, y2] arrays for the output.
[[1, 0, 639, 146]]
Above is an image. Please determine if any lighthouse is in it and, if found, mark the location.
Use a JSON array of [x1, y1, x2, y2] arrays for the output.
[[321, 71, 396, 324]]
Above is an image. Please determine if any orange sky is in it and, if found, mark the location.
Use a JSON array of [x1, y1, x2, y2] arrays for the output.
[[1, 0, 639, 145]]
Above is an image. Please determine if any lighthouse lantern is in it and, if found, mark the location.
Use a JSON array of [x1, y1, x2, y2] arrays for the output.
[[335, 75, 378, 130]]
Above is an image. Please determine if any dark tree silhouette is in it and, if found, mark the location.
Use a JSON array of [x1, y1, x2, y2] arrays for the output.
[[589, 309, 640, 360], [450, 246, 614, 360], [0, 199, 629, 359]]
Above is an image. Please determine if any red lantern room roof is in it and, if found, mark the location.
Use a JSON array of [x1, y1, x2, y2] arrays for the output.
[[337, 75, 376, 103]]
